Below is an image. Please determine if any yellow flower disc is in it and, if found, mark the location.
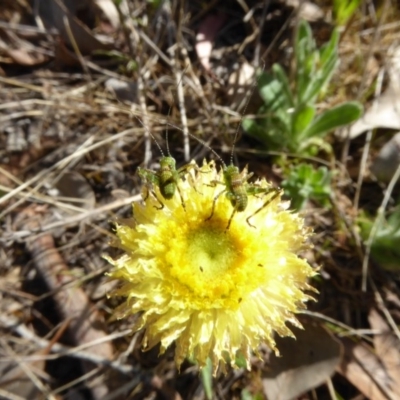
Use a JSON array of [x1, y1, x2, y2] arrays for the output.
[[106, 161, 316, 374]]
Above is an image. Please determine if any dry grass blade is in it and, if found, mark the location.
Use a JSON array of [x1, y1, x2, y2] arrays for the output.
[[2, 0, 400, 398], [15, 205, 113, 399]]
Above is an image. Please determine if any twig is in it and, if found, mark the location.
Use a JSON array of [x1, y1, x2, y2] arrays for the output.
[[137, 74, 152, 167], [174, 64, 190, 162], [341, 0, 390, 167], [369, 279, 400, 342], [353, 68, 384, 210], [22, 206, 112, 399], [63, 15, 91, 79], [0, 313, 135, 375], [2, 194, 140, 242], [0, 127, 137, 215], [166, 4, 190, 162]]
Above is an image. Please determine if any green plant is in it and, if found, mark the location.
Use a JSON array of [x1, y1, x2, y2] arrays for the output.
[[359, 207, 400, 272], [281, 163, 332, 210], [333, 0, 362, 26], [241, 388, 264, 400], [242, 20, 363, 156], [200, 358, 213, 400]]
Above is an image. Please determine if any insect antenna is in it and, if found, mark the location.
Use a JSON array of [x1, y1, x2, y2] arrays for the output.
[[135, 106, 224, 168], [149, 131, 165, 158], [135, 114, 165, 158], [186, 132, 226, 168]]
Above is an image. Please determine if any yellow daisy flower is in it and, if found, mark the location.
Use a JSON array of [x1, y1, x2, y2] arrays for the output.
[[106, 161, 316, 374]]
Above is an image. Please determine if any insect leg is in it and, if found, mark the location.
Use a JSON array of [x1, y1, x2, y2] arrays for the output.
[[151, 189, 165, 210], [205, 189, 226, 221], [176, 184, 186, 211], [246, 189, 281, 228], [141, 183, 164, 209], [137, 167, 164, 209], [225, 207, 237, 231]]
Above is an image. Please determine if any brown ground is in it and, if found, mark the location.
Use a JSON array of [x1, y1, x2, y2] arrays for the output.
[[1, 1, 400, 399]]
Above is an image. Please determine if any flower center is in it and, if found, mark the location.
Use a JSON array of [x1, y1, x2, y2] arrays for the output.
[[162, 219, 255, 309], [187, 226, 237, 275]]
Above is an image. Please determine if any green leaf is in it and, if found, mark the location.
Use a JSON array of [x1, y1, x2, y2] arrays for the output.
[[298, 137, 333, 155], [303, 29, 339, 102], [292, 105, 315, 139], [300, 54, 338, 104], [295, 20, 313, 67], [295, 21, 316, 100], [200, 358, 214, 400], [282, 164, 332, 210], [242, 117, 264, 137], [296, 27, 339, 105], [300, 101, 363, 140], [272, 64, 294, 107], [241, 389, 253, 400], [243, 19, 354, 157], [334, 0, 362, 25], [359, 207, 400, 272], [320, 28, 339, 66], [257, 72, 287, 110], [235, 352, 248, 369], [242, 116, 288, 150], [241, 389, 263, 400]]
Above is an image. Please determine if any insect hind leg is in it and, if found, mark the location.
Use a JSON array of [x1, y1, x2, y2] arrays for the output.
[[150, 188, 165, 210], [246, 189, 281, 228], [141, 185, 165, 210]]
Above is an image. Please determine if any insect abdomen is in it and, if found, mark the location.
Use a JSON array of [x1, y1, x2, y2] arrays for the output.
[[230, 169, 248, 211], [234, 189, 248, 211], [160, 171, 175, 199], [158, 157, 176, 199]]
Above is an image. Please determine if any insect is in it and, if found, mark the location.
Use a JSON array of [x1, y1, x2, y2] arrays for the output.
[[136, 64, 202, 210], [204, 147, 281, 231], [199, 67, 281, 230], [180, 126, 280, 230], [137, 132, 195, 210]]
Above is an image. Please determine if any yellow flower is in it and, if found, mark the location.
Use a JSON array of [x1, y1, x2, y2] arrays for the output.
[[106, 161, 316, 374]]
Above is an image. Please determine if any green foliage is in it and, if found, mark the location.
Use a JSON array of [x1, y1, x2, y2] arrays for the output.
[[281, 164, 332, 210], [333, 0, 362, 25], [241, 388, 264, 400], [200, 358, 213, 400], [235, 352, 248, 369], [242, 20, 363, 156], [359, 207, 400, 271]]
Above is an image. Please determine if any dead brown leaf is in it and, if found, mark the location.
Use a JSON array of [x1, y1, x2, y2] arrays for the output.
[[262, 320, 341, 400], [369, 308, 400, 398], [53, 171, 96, 212], [337, 337, 397, 400], [38, 0, 111, 55]]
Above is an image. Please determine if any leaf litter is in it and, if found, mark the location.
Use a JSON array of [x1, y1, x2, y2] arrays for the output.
[[1, 0, 400, 399]]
